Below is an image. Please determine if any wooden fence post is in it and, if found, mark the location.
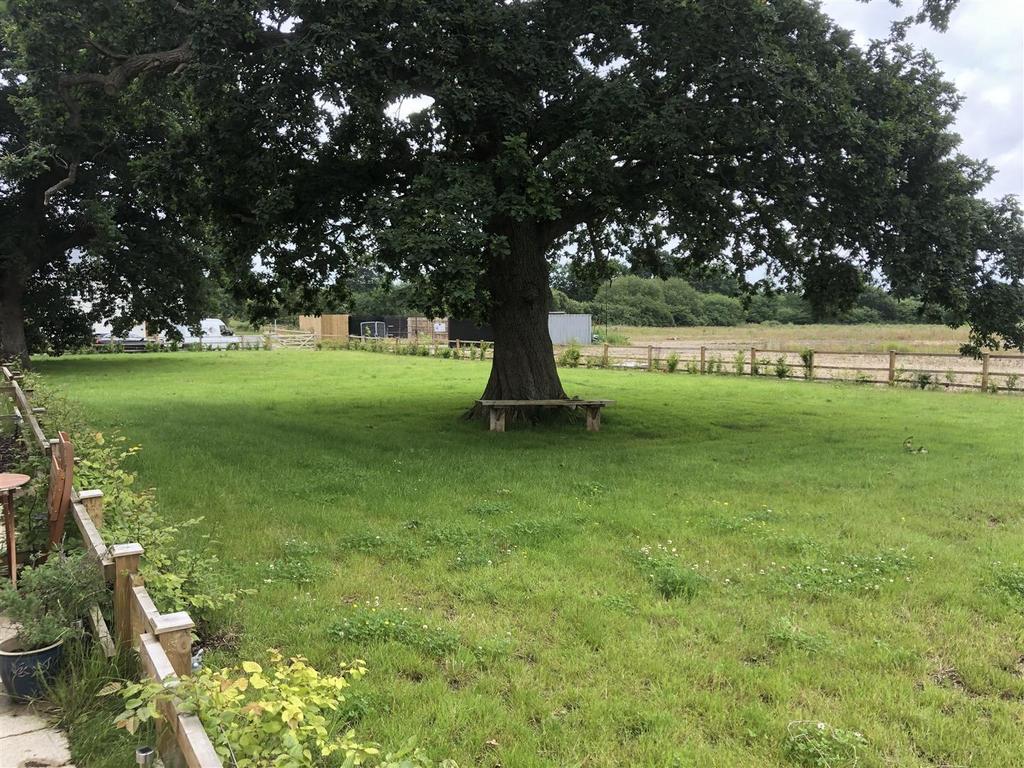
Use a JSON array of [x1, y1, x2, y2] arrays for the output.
[[647, 345, 653, 371], [700, 346, 706, 374], [152, 612, 196, 678], [749, 347, 757, 376], [602, 343, 609, 367], [79, 489, 104, 529], [888, 350, 897, 386], [109, 543, 144, 648], [981, 353, 990, 391]]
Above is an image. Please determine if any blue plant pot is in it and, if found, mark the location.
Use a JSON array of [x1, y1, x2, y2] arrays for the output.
[[0, 636, 64, 700]]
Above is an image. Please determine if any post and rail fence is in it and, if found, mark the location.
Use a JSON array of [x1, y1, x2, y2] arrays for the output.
[[1, 366, 222, 768], [335, 335, 1024, 393]]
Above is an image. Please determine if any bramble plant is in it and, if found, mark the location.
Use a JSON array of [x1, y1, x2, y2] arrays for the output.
[[108, 650, 456, 768], [666, 352, 680, 373]]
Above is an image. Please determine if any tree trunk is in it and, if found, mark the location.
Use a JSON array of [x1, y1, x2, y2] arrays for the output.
[[0, 265, 30, 368], [472, 222, 566, 418]]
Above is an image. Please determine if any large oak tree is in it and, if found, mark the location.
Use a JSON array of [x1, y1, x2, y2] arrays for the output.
[[196, 0, 1022, 404], [4, 0, 1022, 400]]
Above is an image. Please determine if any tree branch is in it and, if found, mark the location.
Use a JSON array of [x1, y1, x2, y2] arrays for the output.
[[86, 38, 128, 60], [43, 160, 78, 204], [60, 40, 193, 96], [45, 18, 305, 204]]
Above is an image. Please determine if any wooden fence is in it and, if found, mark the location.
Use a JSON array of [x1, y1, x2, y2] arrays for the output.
[[1, 367, 222, 768], [265, 328, 316, 349], [339, 335, 1023, 393], [566, 343, 1023, 392]]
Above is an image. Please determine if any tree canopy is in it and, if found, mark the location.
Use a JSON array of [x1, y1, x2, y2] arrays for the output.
[[2, 0, 1021, 399]]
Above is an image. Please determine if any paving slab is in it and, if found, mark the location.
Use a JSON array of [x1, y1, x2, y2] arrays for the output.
[[0, 615, 75, 767], [0, 727, 73, 767]]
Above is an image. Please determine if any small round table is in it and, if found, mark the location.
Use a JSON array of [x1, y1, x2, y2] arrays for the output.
[[0, 473, 31, 587]]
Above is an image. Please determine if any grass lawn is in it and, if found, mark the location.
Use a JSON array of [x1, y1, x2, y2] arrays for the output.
[[37, 350, 1024, 767]]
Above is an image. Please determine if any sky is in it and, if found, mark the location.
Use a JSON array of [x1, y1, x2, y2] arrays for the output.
[[819, 0, 1024, 201]]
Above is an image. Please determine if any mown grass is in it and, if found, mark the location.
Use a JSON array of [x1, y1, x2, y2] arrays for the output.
[[37, 350, 1024, 767]]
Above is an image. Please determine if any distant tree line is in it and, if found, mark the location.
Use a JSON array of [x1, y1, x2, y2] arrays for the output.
[[551, 271, 945, 327], [327, 267, 943, 329]]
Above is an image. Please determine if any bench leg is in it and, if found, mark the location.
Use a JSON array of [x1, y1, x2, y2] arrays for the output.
[[586, 406, 601, 432], [489, 408, 506, 433]]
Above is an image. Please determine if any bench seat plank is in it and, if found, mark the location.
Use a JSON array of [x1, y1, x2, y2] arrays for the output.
[[477, 399, 614, 432], [477, 399, 615, 407]]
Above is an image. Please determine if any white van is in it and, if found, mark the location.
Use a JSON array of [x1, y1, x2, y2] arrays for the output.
[[166, 319, 241, 349]]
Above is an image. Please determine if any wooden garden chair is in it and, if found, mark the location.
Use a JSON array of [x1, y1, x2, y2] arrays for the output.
[[45, 431, 74, 555]]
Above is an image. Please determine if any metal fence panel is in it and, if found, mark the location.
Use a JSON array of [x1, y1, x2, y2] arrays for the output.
[[548, 313, 592, 345]]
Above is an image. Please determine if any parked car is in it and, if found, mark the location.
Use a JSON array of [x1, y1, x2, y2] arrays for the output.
[[165, 318, 241, 349], [92, 323, 149, 352]]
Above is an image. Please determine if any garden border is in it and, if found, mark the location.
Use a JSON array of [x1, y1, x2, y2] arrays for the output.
[[1, 366, 222, 768]]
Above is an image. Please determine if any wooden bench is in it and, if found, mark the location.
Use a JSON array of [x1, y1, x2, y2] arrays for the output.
[[476, 399, 615, 432]]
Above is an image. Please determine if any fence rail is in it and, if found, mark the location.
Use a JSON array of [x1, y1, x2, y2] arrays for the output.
[[338, 336, 1023, 393], [1, 367, 222, 768], [265, 328, 316, 349]]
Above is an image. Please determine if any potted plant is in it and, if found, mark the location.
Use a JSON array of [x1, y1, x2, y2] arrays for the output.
[[0, 551, 106, 699]]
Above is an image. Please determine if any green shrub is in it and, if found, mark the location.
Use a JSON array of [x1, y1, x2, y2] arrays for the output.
[[0, 551, 107, 649], [661, 277, 705, 325], [666, 352, 680, 373], [774, 356, 791, 378], [557, 343, 582, 368], [699, 293, 745, 326], [733, 350, 746, 375], [799, 349, 814, 378]]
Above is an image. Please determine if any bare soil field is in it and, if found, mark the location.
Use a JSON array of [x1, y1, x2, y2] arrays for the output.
[[608, 323, 972, 353]]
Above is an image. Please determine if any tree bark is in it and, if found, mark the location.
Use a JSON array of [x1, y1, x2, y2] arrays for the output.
[[473, 222, 566, 417], [0, 264, 29, 368]]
